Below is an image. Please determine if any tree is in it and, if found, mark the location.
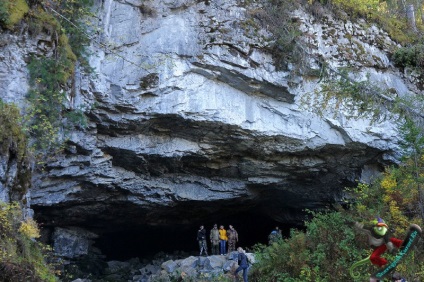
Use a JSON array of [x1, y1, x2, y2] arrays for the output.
[[398, 118, 424, 221]]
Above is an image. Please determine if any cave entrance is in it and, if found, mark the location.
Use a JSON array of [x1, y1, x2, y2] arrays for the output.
[[94, 210, 292, 261]]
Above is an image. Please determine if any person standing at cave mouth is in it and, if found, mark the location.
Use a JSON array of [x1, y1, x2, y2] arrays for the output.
[[210, 224, 220, 255], [219, 225, 228, 255], [197, 225, 208, 256], [227, 225, 239, 253]]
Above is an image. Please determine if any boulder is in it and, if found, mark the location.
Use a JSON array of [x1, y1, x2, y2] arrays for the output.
[[161, 260, 178, 273], [179, 256, 198, 269], [203, 255, 226, 270]]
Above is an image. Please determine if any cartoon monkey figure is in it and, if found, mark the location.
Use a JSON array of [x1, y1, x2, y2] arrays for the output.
[[354, 217, 403, 266]]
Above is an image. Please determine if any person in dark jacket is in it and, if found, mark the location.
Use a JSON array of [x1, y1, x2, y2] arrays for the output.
[[268, 227, 282, 245], [234, 247, 249, 282], [197, 225, 208, 256]]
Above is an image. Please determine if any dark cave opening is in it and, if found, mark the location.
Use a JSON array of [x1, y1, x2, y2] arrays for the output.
[[94, 211, 294, 261]]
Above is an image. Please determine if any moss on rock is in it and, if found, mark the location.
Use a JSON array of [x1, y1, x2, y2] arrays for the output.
[[0, 0, 29, 30]]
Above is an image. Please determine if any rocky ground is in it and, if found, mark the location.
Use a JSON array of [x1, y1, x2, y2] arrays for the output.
[[66, 251, 255, 282]]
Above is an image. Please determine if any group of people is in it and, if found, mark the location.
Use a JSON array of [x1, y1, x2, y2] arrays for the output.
[[197, 225, 283, 257], [197, 224, 248, 281], [197, 224, 239, 256]]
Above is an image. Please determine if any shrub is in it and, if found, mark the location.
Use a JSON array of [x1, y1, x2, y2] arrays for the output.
[[393, 44, 424, 68], [23, 1, 91, 156], [0, 100, 27, 160], [26, 56, 69, 153], [0, 202, 58, 282], [0, 100, 31, 199], [245, 0, 303, 71], [0, 0, 29, 30], [250, 212, 371, 282]]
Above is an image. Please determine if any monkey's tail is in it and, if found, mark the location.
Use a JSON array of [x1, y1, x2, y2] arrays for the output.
[[349, 255, 371, 279]]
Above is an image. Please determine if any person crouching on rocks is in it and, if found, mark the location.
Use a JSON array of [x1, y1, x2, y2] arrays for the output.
[[197, 225, 208, 256], [234, 247, 249, 282]]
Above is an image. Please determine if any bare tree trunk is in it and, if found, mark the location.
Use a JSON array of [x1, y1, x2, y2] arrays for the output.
[[406, 4, 418, 32]]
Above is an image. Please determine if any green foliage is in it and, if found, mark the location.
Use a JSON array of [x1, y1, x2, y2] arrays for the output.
[[245, 0, 303, 71], [0, 202, 58, 282], [26, 56, 69, 153], [372, 15, 415, 46], [301, 69, 398, 122], [0, 100, 32, 198], [0, 100, 27, 160], [379, 118, 424, 226], [322, 0, 418, 45], [64, 108, 88, 129], [393, 44, 424, 69], [331, 0, 380, 15], [302, 65, 424, 126], [0, 0, 29, 30], [150, 270, 234, 281], [23, 1, 92, 155], [54, 0, 94, 69], [344, 182, 385, 219], [399, 118, 424, 157], [251, 158, 424, 281], [250, 212, 371, 282]]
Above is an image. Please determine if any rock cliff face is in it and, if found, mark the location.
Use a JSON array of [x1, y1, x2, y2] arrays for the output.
[[0, 0, 419, 259]]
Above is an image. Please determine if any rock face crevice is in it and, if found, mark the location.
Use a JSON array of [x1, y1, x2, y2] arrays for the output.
[[0, 0, 419, 260]]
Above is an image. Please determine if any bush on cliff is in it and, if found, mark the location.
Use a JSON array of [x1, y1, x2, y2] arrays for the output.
[[0, 202, 58, 282], [0, 100, 32, 200], [0, 0, 29, 30]]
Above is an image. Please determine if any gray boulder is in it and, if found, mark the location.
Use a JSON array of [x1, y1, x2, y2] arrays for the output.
[[203, 255, 226, 270], [223, 260, 237, 272], [139, 263, 160, 275], [161, 260, 178, 273], [179, 256, 198, 269]]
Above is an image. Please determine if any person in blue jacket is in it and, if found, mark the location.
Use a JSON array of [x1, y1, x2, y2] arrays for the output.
[[234, 247, 249, 282]]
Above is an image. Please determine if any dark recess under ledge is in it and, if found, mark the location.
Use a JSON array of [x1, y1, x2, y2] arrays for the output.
[[93, 210, 296, 261]]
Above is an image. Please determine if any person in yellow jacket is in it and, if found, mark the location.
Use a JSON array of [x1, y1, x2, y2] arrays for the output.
[[219, 225, 228, 255]]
